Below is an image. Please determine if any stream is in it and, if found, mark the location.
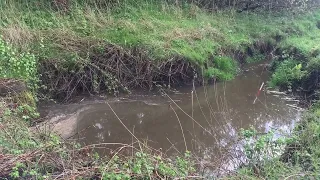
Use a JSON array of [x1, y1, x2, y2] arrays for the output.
[[40, 62, 302, 174]]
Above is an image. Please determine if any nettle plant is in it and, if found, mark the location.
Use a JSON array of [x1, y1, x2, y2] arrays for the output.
[[0, 36, 37, 84]]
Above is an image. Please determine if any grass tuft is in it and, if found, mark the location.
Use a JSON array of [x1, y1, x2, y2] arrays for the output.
[[205, 56, 237, 80]]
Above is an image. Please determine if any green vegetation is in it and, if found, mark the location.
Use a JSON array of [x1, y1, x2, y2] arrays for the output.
[[0, 37, 36, 81], [232, 104, 320, 179], [269, 59, 306, 88], [1, 0, 320, 179], [0, 37, 38, 91], [0, 1, 320, 99], [279, 12, 320, 57], [268, 55, 320, 94], [245, 53, 266, 63], [307, 57, 320, 72], [205, 56, 237, 80]]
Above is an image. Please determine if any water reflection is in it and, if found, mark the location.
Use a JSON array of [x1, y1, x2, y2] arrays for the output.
[[75, 62, 302, 172]]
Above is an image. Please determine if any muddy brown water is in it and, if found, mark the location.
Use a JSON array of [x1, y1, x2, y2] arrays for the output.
[[41, 62, 302, 174]]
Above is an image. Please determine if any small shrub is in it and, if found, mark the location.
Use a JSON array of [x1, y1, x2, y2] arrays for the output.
[[0, 37, 37, 81], [0, 37, 38, 93], [269, 59, 306, 88], [0, 110, 39, 154]]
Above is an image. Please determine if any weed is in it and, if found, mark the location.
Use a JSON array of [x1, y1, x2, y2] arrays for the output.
[[240, 127, 285, 166], [269, 59, 306, 88], [0, 37, 37, 80], [0, 108, 39, 154], [236, 104, 320, 179], [2, 1, 320, 179], [0, 37, 38, 92], [0, 1, 320, 99]]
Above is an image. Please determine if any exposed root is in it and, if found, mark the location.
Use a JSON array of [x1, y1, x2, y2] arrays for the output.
[[39, 45, 197, 101], [37, 33, 281, 102]]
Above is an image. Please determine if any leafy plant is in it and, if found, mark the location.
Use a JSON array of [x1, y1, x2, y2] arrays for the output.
[[15, 104, 40, 122], [0, 37, 37, 82], [0, 37, 38, 95], [269, 59, 306, 88], [240, 127, 289, 166]]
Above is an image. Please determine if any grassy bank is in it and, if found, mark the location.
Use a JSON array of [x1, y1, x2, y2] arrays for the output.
[[1, 0, 320, 100], [2, 0, 320, 179]]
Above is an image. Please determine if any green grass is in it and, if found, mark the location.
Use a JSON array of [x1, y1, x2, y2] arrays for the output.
[[205, 56, 237, 80], [1, 1, 320, 75], [279, 10, 320, 56], [2, 1, 320, 178]]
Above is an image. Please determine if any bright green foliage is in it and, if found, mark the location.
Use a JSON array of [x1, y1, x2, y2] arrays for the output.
[[2, 0, 320, 178], [16, 104, 40, 122], [101, 150, 195, 179], [269, 60, 306, 88], [0, 37, 37, 81], [205, 56, 237, 80], [279, 10, 320, 57]]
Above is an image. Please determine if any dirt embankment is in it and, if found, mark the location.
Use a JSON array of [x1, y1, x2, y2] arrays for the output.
[[39, 39, 278, 102]]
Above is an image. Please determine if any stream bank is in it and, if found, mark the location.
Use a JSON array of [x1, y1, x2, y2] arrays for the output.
[[40, 62, 303, 176], [1, 1, 320, 179], [2, 1, 320, 102]]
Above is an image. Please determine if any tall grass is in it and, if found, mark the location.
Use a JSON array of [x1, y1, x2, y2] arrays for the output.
[[1, 1, 320, 65], [1, 0, 320, 97]]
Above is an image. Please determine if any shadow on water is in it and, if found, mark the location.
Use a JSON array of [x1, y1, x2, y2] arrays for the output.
[[41, 62, 302, 175]]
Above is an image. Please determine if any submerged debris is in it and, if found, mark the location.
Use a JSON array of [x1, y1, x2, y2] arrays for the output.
[[267, 90, 287, 95]]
